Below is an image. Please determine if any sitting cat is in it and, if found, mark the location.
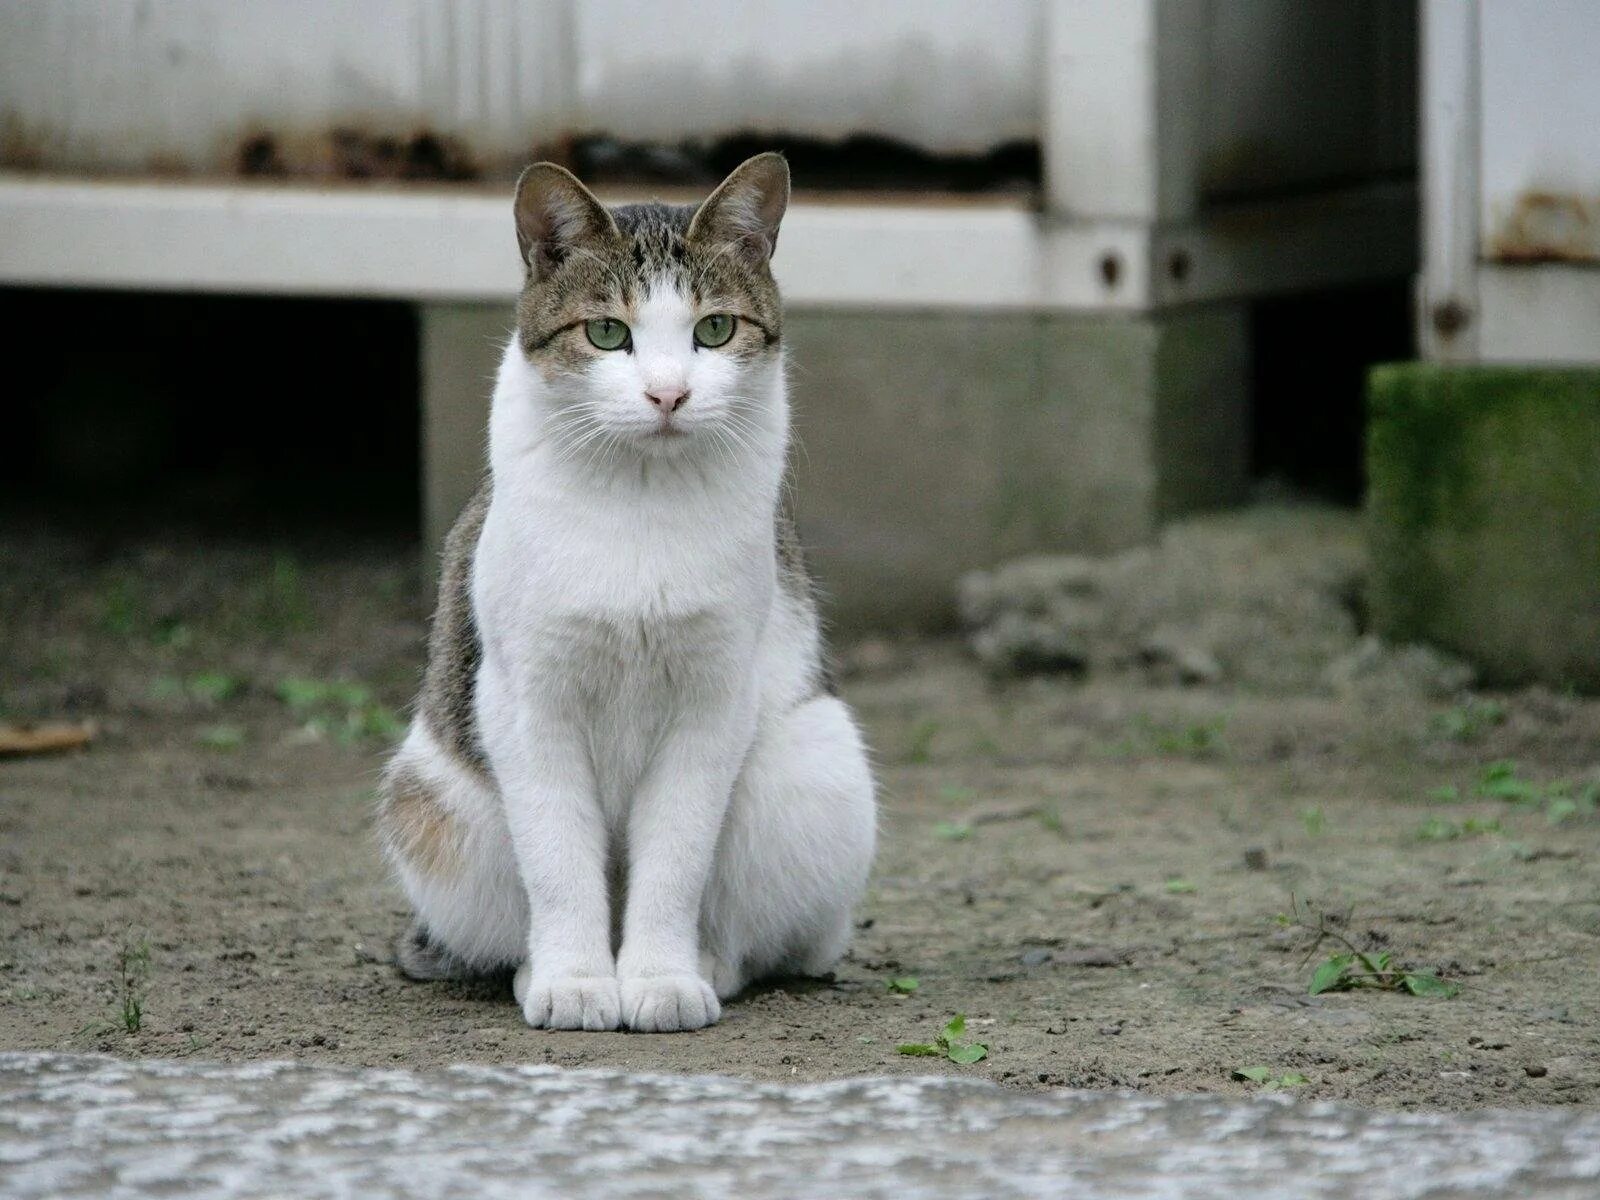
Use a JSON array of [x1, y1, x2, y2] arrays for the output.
[[378, 153, 877, 1033]]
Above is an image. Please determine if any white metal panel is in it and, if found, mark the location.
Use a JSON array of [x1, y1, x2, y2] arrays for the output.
[[1476, 266, 1600, 366], [1478, 0, 1600, 263], [572, 1, 1041, 152], [0, 175, 1144, 310], [0, 1, 574, 172], [1043, 0, 1163, 221], [0, 173, 1415, 313], [0, 0, 1039, 173], [1418, 0, 1479, 362], [1420, 0, 1600, 365]]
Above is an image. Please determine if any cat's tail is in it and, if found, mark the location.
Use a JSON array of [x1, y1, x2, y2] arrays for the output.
[[394, 919, 508, 982]]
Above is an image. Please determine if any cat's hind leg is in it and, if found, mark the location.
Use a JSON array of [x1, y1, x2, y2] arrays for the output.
[[701, 694, 876, 999], [378, 720, 527, 979]]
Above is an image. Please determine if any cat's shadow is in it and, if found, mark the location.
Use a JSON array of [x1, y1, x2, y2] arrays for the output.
[[417, 966, 849, 1009]]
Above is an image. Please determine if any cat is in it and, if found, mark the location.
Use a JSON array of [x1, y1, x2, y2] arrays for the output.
[[377, 153, 877, 1033]]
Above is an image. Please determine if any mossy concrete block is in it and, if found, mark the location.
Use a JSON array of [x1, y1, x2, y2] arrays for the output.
[[1367, 364, 1600, 689]]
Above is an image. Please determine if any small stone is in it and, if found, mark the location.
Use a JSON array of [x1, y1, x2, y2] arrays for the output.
[[1138, 629, 1224, 686], [1243, 847, 1269, 871], [1057, 948, 1131, 968], [1020, 948, 1054, 968], [1526, 1064, 1548, 1078]]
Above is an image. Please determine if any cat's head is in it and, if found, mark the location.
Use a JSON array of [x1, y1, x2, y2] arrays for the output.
[[511, 153, 789, 458]]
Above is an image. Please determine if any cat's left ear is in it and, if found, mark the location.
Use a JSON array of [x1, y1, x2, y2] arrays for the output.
[[513, 162, 618, 279], [687, 152, 790, 265]]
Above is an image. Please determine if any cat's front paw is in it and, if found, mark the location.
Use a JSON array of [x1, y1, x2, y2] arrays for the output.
[[620, 974, 721, 1033], [513, 961, 621, 1031]]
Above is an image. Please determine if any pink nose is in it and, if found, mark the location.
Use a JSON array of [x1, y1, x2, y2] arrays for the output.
[[645, 386, 688, 414]]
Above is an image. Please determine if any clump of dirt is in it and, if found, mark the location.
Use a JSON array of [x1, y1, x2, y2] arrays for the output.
[[2, 520, 1598, 1111], [960, 504, 1475, 698]]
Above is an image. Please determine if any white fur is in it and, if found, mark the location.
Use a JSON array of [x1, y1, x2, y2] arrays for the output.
[[388, 285, 875, 1033]]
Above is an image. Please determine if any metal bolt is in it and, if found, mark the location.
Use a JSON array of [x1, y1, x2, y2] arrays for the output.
[[1431, 300, 1470, 338]]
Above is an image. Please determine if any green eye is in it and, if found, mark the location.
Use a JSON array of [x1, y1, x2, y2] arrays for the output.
[[584, 318, 631, 351], [693, 314, 736, 348]]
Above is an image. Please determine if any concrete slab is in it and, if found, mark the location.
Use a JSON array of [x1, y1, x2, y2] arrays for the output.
[[4, 1053, 1598, 1199]]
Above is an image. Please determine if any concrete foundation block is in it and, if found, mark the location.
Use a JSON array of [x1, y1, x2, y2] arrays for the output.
[[786, 306, 1248, 628], [419, 303, 506, 559], [1367, 363, 1600, 689]]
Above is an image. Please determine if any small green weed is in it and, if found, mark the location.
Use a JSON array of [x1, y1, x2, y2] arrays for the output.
[[260, 552, 313, 632], [1232, 1065, 1309, 1090], [1415, 816, 1501, 842], [1476, 762, 1599, 824], [277, 677, 403, 745], [1300, 807, 1327, 837], [153, 672, 245, 704], [1134, 714, 1227, 759], [905, 718, 941, 764], [898, 1014, 988, 1064], [116, 938, 151, 1033], [99, 576, 144, 637], [1164, 878, 1197, 894], [887, 977, 920, 995], [197, 724, 245, 751], [1279, 896, 1458, 999], [187, 671, 243, 702], [932, 821, 973, 842], [152, 617, 193, 648], [1429, 700, 1506, 742], [1477, 760, 1541, 803]]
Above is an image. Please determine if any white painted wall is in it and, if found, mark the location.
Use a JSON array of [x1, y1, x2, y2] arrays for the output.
[[1421, 0, 1600, 365], [1478, 0, 1600, 263]]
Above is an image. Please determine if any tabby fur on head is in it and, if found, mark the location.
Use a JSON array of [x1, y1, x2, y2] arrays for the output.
[[510, 153, 788, 460]]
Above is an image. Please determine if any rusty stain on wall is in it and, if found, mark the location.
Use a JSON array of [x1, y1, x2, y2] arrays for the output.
[[235, 128, 481, 183], [1489, 191, 1600, 265]]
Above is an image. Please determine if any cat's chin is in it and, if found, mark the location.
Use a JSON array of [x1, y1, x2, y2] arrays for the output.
[[622, 423, 700, 456]]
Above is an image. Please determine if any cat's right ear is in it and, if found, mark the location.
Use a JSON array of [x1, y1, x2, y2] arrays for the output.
[[513, 164, 617, 279]]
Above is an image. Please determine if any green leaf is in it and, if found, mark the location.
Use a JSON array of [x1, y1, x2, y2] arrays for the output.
[[1164, 878, 1197, 894], [1232, 1066, 1272, 1083], [897, 1043, 940, 1056], [932, 821, 973, 842], [887, 977, 920, 995], [197, 723, 244, 751], [1309, 955, 1352, 995], [1480, 760, 1518, 784], [1546, 797, 1579, 825], [945, 1042, 988, 1064], [188, 671, 243, 703], [1357, 951, 1393, 976], [941, 1014, 967, 1042], [1278, 1072, 1310, 1087], [1401, 972, 1459, 998], [1416, 817, 1460, 842]]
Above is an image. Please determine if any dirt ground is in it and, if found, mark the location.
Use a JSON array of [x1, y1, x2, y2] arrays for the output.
[[2, 515, 1598, 1111]]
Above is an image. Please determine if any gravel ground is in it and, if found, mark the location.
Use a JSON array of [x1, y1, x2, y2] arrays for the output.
[[2, 511, 1598, 1110]]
